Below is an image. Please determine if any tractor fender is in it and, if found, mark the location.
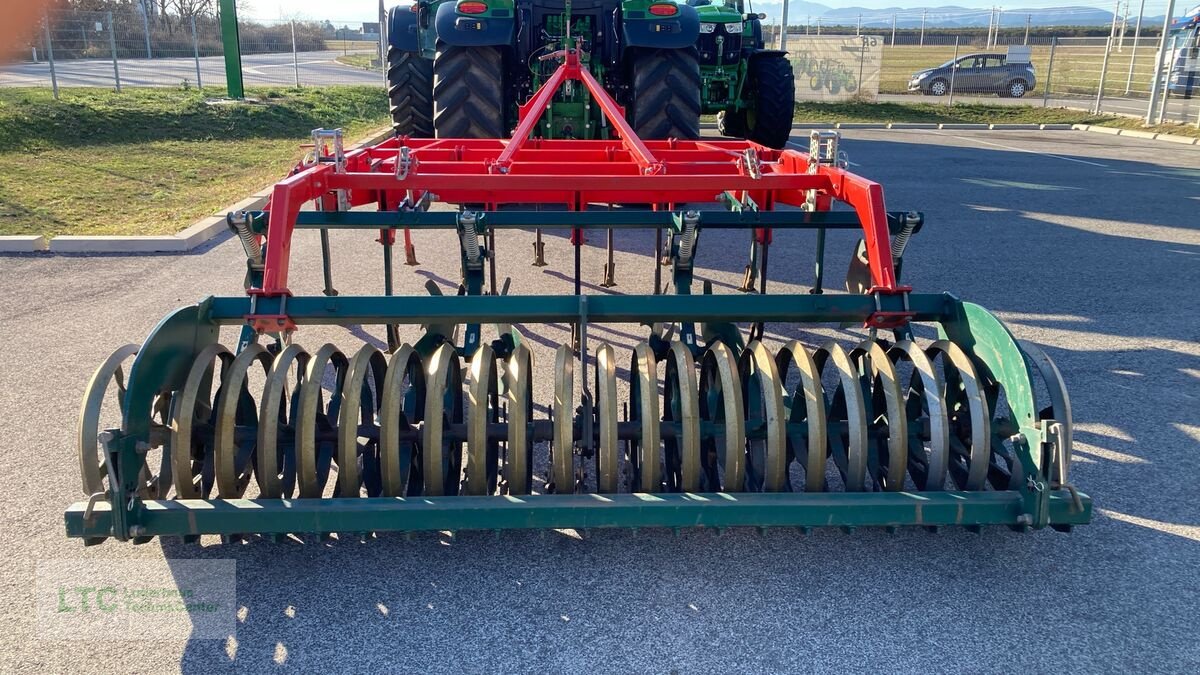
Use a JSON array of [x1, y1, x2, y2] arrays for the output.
[[748, 49, 789, 61], [622, 5, 700, 50], [387, 5, 420, 52], [434, 2, 515, 48]]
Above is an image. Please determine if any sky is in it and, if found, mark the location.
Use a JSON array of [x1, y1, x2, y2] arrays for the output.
[[239, 0, 1179, 24]]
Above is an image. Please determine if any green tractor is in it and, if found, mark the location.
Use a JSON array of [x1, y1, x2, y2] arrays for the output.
[[385, 0, 795, 148], [688, 0, 795, 148]]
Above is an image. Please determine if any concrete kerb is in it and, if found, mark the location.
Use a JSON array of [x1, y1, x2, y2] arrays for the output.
[[38, 127, 395, 255], [1071, 123, 1198, 145], [0, 235, 47, 253]]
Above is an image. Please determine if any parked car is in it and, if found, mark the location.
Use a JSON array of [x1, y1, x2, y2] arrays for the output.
[[909, 53, 1036, 98]]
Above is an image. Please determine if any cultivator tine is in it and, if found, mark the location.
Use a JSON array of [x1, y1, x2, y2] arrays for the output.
[[532, 229, 547, 266], [64, 46, 1089, 544], [600, 229, 617, 288], [403, 228, 419, 266]]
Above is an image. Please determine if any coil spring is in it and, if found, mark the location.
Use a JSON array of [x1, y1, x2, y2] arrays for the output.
[[79, 335, 1068, 503]]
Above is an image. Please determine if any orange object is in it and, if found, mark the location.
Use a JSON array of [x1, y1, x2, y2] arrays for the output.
[[0, 0, 55, 62]]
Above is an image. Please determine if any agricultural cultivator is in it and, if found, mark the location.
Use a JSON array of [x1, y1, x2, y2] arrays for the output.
[[65, 43, 1089, 545], [385, 0, 795, 148]]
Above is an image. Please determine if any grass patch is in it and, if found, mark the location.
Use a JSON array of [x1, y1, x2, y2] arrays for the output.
[[788, 100, 1200, 138], [0, 86, 389, 237], [336, 54, 382, 72]]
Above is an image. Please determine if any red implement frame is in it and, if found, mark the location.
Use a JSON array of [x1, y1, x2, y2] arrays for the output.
[[254, 49, 910, 331]]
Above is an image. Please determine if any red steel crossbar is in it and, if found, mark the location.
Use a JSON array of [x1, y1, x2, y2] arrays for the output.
[[254, 52, 909, 332]]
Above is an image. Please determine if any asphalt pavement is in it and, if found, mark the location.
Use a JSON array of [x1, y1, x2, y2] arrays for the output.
[[1, 128, 1198, 672], [4, 52, 1196, 123], [0, 50, 381, 88]]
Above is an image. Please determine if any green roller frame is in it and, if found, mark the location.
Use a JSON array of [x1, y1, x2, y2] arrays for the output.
[[64, 289, 1090, 543]]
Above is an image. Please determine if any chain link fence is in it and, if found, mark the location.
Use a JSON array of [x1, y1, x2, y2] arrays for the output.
[[4, 8, 1196, 127], [4, 9, 385, 92], [779, 28, 1198, 126]]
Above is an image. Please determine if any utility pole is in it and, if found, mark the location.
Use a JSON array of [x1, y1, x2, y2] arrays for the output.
[[780, 0, 789, 51], [1145, 0, 1177, 124], [1125, 0, 1146, 94], [920, 10, 927, 46], [1025, 14, 1031, 45], [806, 15, 810, 36], [856, 14, 862, 37], [891, 14, 897, 45], [987, 7, 995, 47], [1109, 0, 1120, 41], [816, 17, 821, 36]]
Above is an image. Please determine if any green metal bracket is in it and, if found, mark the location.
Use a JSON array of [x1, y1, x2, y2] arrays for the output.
[[218, 0, 244, 99]]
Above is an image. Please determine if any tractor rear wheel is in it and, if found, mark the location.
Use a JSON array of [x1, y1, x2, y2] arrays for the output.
[[630, 48, 701, 141], [387, 48, 434, 137], [745, 55, 795, 149], [433, 45, 507, 138]]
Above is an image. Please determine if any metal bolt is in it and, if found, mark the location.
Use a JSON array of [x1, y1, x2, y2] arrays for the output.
[[129, 525, 146, 537]]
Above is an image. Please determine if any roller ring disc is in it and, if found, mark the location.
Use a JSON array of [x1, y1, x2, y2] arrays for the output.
[[775, 340, 827, 493], [466, 344, 499, 496], [665, 341, 701, 492], [503, 343, 534, 495], [740, 341, 788, 492], [214, 343, 271, 498], [78, 344, 138, 496], [297, 344, 348, 498], [171, 343, 232, 499], [551, 345, 575, 493], [851, 339, 908, 491], [814, 342, 869, 492], [595, 343, 620, 494], [700, 342, 746, 491], [257, 344, 308, 499], [380, 344, 422, 497], [888, 340, 949, 491], [422, 343, 462, 496], [927, 340, 990, 491], [339, 344, 387, 497]]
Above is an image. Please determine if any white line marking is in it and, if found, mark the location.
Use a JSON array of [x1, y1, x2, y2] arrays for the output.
[[939, 132, 1110, 167]]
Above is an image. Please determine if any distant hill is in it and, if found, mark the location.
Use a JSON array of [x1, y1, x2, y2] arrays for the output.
[[744, 3, 1166, 29]]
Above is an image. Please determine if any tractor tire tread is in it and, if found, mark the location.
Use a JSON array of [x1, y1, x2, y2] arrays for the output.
[[631, 48, 702, 141], [388, 48, 434, 138], [746, 54, 795, 149], [433, 45, 507, 139]]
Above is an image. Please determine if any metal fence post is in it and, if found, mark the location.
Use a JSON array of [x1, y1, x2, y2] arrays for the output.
[[858, 37, 867, 97], [141, 2, 152, 59], [947, 36, 960, 106], [44, 14, 58, 101], [191, 15, 203, 89], [1145, 0, 1177, 124], [1124, 0, 1145, 94], [1042, 37, 1057, 107], [380, 0, 389, 87], [1094, 37, 1113, 113], [291, 21, 300, 88], [107, 11, 121, 92]]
